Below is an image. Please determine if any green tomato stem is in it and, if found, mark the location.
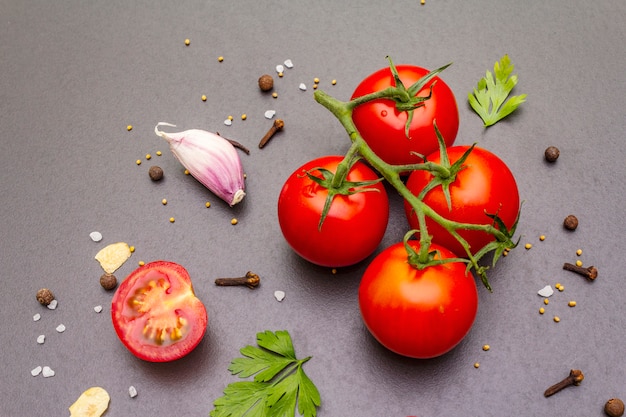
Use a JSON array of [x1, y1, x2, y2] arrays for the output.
[[314, 87, 515, 287]]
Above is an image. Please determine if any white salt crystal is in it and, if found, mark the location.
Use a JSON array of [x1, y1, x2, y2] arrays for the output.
[[42, 366, 55, 378], [128, 386, 138, 398], [47, 299, 58, 310], [31, 366, 42, 376], [283, 59, 293, 69], [33, 313, 41, 322], [94, 305, 103, 313], [89, 231, 103, 242], [37, 335, 45, 344], [276, 64, 285, 73], [537, 285, 554, 297], [274, 290, 286, 302], [299, 83, 307, 91], [224, 119, 232, 126], [56, 324, 66, 333], [264, 110, 276, 119]]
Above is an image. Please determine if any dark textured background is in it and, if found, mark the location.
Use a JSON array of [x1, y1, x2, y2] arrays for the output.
[[1, 1, 625, 416]]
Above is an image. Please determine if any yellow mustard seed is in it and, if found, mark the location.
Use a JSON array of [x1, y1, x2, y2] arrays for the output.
[[138, 261, 145, 266], [146, 154, 151, 160], [421, 0, 426, 4], [272, 92, 278, 98], [332, 79, 337, 85], [568, 301, 577, 307], [127, 125, 133, 131], [474, 362, 480, 368], [241, 114, 247, 120], [136, 159, 142, 165], [331, 268, 337, 275], [156, 151, 162, 156], [482, 344, 490, 351], [227, 115, 233, 121], [558, 285, 565, 292], [539, 307, 545, 314], [544, 298, 550, 305], [231, 218, 238, 225], [576, 249, 582, 256], [313, 77, 320, 84], [576, 260, 583, 267], [184, 38, 190, 46], [218, 56, 224, 62], [525, 243, 532, 250], [201, 95, 207, 101], [313, 84, 318, 90], [184, 169, 190, 175], [169, 217, 175, 223], [278, 72, 284, 77], [162, 199, 167, 205], [205, 201, 211, 208], [553, 316, 560, 323], [129, 246, 135, 253], [540, 235, 546, 241]]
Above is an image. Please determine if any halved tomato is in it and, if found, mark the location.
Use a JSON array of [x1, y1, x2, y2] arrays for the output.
[[111, 261, 208, 362]]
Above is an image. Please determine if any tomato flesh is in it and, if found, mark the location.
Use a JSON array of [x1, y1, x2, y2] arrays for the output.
[[359, 241, 478, 359], [111, 261, 208, 362], [405, 146, 520, 257], [351, 65, 459, 166], [278, 156, 389, 267]]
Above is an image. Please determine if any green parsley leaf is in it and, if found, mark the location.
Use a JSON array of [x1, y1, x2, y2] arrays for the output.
[[210, 330, 321, 417], [468, 55, 527, 127]]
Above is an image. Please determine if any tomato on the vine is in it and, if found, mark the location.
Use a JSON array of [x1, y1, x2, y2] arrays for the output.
[[277, 155, 389, 267], [111, 261, 208, 362], [351, 65, 459, 166], [405, 146, 520, 257], [359, 241, 478, 359]]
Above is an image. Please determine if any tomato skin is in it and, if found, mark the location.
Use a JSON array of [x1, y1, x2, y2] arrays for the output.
[[277, 156, 389, 267], [351, 65, 459, 166], [111, 261, 208, 362], [359, 241, 478, 359], [405, 146, 520, 257]]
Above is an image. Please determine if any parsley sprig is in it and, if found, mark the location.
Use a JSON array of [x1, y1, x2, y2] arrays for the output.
[[210, 330, 321, 417], [468, 54, 527, 127]]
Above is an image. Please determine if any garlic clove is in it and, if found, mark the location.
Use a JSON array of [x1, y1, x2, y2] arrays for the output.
[[155, 123, 246, 206]]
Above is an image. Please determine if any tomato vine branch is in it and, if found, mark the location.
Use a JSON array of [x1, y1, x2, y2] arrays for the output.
[[314, 80, 518, 291]]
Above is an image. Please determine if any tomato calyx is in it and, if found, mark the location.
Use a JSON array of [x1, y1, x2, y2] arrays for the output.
[[304, 152, 384, 230], [403, 230, 468, 269], [386, 56, 452, 138]]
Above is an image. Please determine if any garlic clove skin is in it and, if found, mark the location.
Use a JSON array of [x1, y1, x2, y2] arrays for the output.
[[155, 123, 246, 206]]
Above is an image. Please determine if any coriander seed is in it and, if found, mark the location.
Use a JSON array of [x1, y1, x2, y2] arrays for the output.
[[100, 273, 118, 291], [544, 146, 560, 162], [149, 166, 164, 181], [605, 398, 625, 417], [258, 74, 274, 92], [36, 288, 55, 306], [564, 214, 578, 230]]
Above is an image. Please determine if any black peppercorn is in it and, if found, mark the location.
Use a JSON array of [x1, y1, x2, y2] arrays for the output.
[[563, 214, 579, 231], [605, 398, 625, 417], [36, 288, 55, 305], [544, 146, 560, 162], [149, 166, 164, 181], [100, 273, 118, 291]]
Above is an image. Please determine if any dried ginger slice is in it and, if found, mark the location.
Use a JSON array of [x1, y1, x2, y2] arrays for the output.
[[95, 242, 131, 274], [69, 387, 110, 417]]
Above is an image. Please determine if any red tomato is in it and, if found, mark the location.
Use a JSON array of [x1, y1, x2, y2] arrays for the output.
[[351, 65, 459, 166], [405, 146, 520, 257], [359, 241, 478, 358], [111, 261, 208, 362], [277, 156, 389, 267]]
